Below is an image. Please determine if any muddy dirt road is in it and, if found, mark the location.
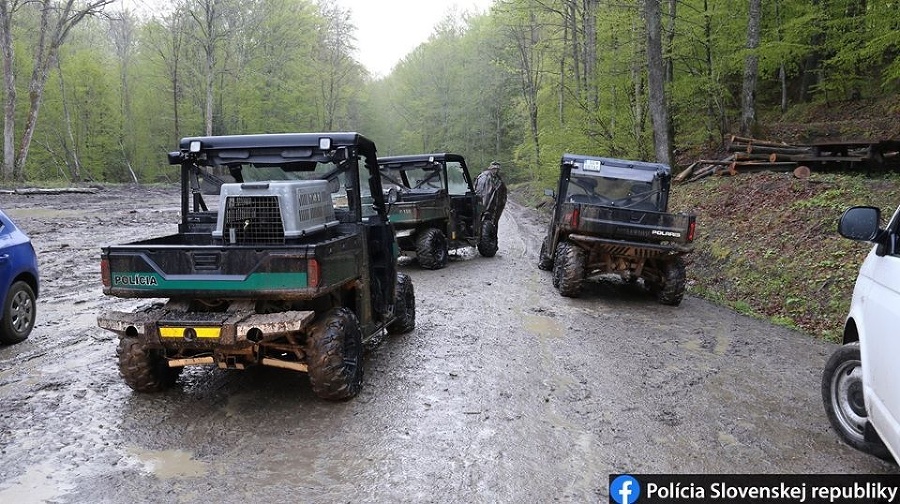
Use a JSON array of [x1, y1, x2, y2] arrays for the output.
[[0, 186, 892, 503]]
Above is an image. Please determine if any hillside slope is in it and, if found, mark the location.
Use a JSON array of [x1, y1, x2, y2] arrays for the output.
[[670, 171, 900, 341], [669, 96, 900, 340]]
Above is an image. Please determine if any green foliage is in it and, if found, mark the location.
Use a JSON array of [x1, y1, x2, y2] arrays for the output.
[[6, 0, 898, 185]]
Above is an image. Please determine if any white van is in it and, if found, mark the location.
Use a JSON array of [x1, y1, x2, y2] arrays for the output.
[[822, 205, 900, 462]]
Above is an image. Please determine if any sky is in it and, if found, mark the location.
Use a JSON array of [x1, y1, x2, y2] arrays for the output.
[[332, 0, 495, 78]]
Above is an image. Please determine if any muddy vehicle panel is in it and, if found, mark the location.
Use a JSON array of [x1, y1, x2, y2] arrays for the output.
[[539, 154, 696, 305], [97, 132, 416, 400], [378, 153, 496, 269]]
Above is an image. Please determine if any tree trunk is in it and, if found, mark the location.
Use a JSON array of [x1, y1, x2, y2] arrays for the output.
[[0, 0, 16, 180], [631, 14, 645, 156], [645, 0, 672, 166], [665, 0, 676, 83], [510, 9, 544, 177], [189, 0, 221, 136], [17, 0, 57, 181], [56, 58, 82, 181], [111, 13, 135, 179], [584, 0, 598, 110], [800, 0, 824, 102], [775, 0, 787, 112], [569, 1, 581, 97], [205, 45, 214, 135], [740, 0, 762, 136], [1, 0, 114, 182]]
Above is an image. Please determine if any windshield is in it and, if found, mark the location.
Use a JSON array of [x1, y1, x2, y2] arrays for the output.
[[565, 173, 662, 211], [196, 154, 375, 218], [379, 162, 444, 191]]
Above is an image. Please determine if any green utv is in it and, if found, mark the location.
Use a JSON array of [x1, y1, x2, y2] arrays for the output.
[[97, 133, 415, 400], [377, 153, 497, 269], [539, 154, 696, 306]]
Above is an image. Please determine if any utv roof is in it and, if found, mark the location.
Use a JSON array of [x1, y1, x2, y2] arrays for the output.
[[562, 153, 670, 177], [378, 153, 466, 167], [175, 132, 376, 154]]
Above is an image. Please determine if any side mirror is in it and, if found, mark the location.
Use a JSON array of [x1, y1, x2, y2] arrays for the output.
[[167, 151, 183, 165], [331, 146, 349, 163], [838, 206, 881, 241], [386, 187, 401, 204]]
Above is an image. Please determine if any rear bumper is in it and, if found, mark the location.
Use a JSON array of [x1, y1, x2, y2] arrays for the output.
[[97, 305, 315, 348], [567, 233, 693, 258]]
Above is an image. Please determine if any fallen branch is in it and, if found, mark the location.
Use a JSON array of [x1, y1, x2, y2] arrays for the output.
[[0, 187, 100, 195]]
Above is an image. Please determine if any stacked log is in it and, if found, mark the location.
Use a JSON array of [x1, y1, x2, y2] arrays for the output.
[[726, 135, 812, 156], [675, 134, 885, 184]]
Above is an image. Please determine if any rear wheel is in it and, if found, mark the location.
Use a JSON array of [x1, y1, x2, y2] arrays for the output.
[[416, 228, 449, 269], [537, 238, 553, 271], [655, 257, 686, 306], [306, 308, 364, 400], [387, 273, 415, 335], [0, 281, 36, 344], [477, 219, 499, 257], [822, 342, 894, 461], [554, 242, 585, 297], [117, 338, 181, 392]]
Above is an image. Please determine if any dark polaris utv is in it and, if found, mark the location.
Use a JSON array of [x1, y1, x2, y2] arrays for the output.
[[539, 154, 696, 305], [377, 153, 497, 269], [97, 133, 415, 400]]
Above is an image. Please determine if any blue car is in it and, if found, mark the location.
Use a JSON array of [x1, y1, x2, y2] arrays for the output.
[[0, 209, 39, 344]]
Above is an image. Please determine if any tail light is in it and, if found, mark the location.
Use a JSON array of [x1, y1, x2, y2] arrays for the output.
[[101, 258, 110, 287], [307, 258, 320, 288], [565, 207, 581, 228], [687, 218, 696, 242]]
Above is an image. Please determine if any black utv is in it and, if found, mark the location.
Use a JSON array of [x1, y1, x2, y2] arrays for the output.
[[539, 154, 696, 305], [97, 133, 415, 400], [378, 153, 498, 269]]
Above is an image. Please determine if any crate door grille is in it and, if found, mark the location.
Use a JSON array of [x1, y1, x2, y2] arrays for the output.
[[224, 196, 285, 244]]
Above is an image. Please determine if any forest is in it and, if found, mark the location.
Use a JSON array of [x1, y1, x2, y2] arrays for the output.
[[0, 0, 897, 186]]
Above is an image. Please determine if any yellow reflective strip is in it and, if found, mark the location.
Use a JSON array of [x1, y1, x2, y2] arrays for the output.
[[194, 327, 221, 338], [159, 327, 184, 338], [159, 327, 221, 339]]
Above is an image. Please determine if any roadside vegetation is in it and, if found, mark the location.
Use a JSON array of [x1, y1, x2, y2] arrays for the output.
[[671, 170, 899, 342]]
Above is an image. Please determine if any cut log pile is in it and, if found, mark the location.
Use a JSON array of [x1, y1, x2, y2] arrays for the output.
[[674, 135, 900, 184]]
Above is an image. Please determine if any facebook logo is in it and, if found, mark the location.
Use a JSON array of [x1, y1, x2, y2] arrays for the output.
[[610, 474, 641, 504]]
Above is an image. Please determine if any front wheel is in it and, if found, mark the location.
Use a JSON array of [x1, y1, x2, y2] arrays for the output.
[[477, 219, 499, 257], [0, 281, 36, 344], [416, 228, 449, 270], [822, 342, 893, 461], [306, 308, 364, 400], [117, 338, 181, 392], [387, 273, 415, 335]]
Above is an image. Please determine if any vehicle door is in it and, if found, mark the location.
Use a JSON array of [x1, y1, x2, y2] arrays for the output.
[[859, 206, 900, 455], [358, 149, 397, 324], [446, 158, 478, 239]]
